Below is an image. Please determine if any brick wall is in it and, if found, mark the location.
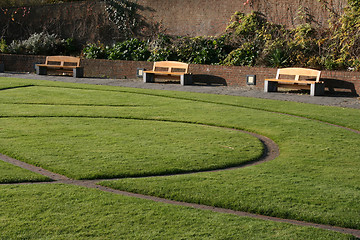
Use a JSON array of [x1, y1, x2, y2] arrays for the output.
[[1, 54, 359, 95], [0, 0, 347, 44], [135, 0, 347, 36], [0, 54, 45, 72], [0, 1, 121, 45]]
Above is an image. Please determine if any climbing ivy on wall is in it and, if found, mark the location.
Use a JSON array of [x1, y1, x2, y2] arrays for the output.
[[329, 0, 360, 69], [104, 0, 140, 38]]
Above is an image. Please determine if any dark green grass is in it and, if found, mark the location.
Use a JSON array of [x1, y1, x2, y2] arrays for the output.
[[0, 161, 50, 183], [1, 77, 360, 232], [1, 77, 359, 130], [0, 117, 262, 179], [0, 184, 354, 240]]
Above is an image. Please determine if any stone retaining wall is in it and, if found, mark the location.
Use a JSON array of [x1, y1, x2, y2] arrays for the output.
[[1, 53, 359, 95]]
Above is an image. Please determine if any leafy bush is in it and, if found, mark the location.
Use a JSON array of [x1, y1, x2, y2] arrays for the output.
[[147, 34, 178, 61], [222, 42, 259, 66], [7, 32, 73, 55], [82, 43, 110, 59], [0, 39, 8, 53], [148, 48, 177, 62], [175, 36, 229, 64], [82, 36, 229, 64], [262, 40, 291, 68], [266, 48, 290, 68], [108, 38, 150, 61], [83, 39, 150, 61], [226, 11, 267, 41]]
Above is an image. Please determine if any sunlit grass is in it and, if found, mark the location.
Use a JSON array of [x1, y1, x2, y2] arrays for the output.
[[0, 184, 354, 240], [0, 117, 262, 179], [0, 77, 359, 235], [0, 161, 49, 183]]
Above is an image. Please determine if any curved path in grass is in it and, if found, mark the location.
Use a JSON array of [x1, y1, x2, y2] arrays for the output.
[[0, 123, 278, 178], [0, 81, 360, 238], [1, 118, 360, 238]]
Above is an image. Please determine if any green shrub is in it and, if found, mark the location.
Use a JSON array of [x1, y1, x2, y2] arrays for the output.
[[266, 48, 290, 68], [8, 32, 66, 55], [322, 55, 349, 70], [148, 48, 177, 62], [222, 42, 259, 66], [226, 11, 267, 40], [82, 43, 110, 59], [0, 39, 8, 53], [147, 35, 176, 61], [263, 39, 291, 68], [108, 38, 150, 61], [175, 36, 228, 64]]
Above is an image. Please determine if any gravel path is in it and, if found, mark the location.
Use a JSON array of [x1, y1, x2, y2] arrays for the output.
[[2, 72, 360, 109]]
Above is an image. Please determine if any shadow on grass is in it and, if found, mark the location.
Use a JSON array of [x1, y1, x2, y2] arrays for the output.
[[0, 85, 35, 91]]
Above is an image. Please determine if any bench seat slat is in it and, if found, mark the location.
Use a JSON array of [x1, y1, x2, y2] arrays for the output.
[[266, 79, 324, 84], [36, 64, 78, 69], [144, 70, 185, 76]]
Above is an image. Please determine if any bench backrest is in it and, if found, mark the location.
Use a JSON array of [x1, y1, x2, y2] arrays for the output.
[[45, 56, 80, 67], [152, 61, 189, 74], [276, 68, 321, 82]]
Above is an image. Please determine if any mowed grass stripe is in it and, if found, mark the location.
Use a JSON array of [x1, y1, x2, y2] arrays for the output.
[[0, 184, 355, 240], [2, 78, 359, 130], [0, 160, 50, 183], [1, 78, 359, 128], [0, 117, 263, 180]]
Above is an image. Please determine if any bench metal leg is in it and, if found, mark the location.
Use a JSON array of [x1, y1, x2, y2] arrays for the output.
[[36, 65, 47, 75], [180, 74, 193, 85], [143, 72, 154, 83], [310, 83, 325, 96], [264, 80, 278, 92], [0, 63, 4, 73], [73, 67, 84, 78]]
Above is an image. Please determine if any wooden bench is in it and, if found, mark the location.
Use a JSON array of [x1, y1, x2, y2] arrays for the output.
[[143, 61, 193, 85], [264, 67, 325, 96], [36, 56, 84, 78]]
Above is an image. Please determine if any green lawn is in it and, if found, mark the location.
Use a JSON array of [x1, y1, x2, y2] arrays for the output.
[[0, 117, 262, 179], [0, 184, 354, 240], [0, 160, 50, 183], [0, 77, 359, 238]]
